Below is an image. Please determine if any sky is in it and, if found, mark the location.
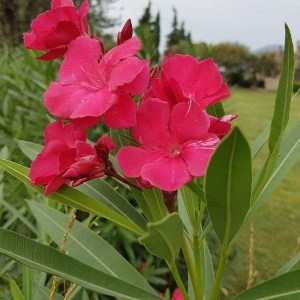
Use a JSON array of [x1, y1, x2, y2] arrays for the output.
[[108, 0, 300, 51]]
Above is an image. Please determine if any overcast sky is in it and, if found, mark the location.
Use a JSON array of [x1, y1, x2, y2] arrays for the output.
[[109, 0, 300, 51]]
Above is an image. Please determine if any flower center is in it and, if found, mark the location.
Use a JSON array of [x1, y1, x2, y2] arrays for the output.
[[171, 148, 180, 157]]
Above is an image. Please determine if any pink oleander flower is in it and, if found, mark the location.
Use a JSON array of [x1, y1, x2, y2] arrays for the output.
[[29, 120, 115, 195], [171, 289, 184, 300], [24, 0, 89, 60], [44, 35, 150, 129], [147, 54, 230, 109], [116, 98, 220, 191]]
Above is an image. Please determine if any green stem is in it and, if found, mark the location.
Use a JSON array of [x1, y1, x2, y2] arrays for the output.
[[182, 237, 202, 300], [168, 262, 190, 300], [193, 230, 203, 299], [209, 243, 230, 300]]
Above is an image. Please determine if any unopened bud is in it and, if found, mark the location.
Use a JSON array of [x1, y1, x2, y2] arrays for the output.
[[150, 64, 159, 80], [117, 19, 133, 45]]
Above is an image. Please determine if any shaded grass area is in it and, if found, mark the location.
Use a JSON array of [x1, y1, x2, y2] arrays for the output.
[[221, 88, 300, 298]]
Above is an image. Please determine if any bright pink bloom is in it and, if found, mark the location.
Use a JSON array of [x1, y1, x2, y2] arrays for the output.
[[44, 36, 150, 129], [209, 115, 237, 138], [117, 99, 219, 191], [147, 54, 230, 109], [29, 120, 115, 195], [24, 0, 89, 60], [171, 289, 184, 300]]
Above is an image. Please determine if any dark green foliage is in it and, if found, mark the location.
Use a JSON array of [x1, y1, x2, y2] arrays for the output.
[[166, 8, 192, 49], [293, 80, 300, 92], [135, 2, 160, 65]]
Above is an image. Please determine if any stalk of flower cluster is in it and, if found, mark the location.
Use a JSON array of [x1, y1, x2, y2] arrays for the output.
[[104, 161, 142, 191], [162, 192, 190, 300], [209, 243, 231, 300], [49, 209, 77, 300]]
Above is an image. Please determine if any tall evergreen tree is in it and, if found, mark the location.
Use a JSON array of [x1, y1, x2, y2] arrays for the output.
[[166, 8, 192, 48], [135, 2, 160, 65]]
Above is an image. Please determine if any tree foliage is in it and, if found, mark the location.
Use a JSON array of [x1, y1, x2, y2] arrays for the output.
[[135, 2, 160, 65]]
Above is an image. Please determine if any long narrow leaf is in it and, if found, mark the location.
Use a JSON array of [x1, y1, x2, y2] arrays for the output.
[[232, 269, 300, 299], [268, 24, 295, 152], [0, 229, 161, 300], [205, 127, 252, 244], [0, 159, 144, 235], [28, 201, 153, 292]]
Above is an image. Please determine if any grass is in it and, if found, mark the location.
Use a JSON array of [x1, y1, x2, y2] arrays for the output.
[[221, 87, 300, 298]]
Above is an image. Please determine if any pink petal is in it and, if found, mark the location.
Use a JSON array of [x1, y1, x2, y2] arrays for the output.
[[25, 7, 79, 50], [75, 141, 96, 157], [192, 59, 230, 108], [44, 83, 115, 121], [36, 46, 67, 60], [172, 289, 184, 300], [209, 115, 237, 137], [131, 98, 170, 149], [71, 116, 101, 129], [180, 135, 219, 177], [116, 146, 163, 177], [162, 54, 199, 85], [45, 174, 67, 195], [141, 156, 193, 191], [109, 57, 150, 95], [104, 37, 142, 72], [98, 135, 116, 151], [103, 93, 136, 128], [196, 82, 231, 108], [30, 140, 68, 185], [59, 36, 102, 85], [79, 0, 89, 34], [44, 21, 81, 49], [51, 0, 74, 9], [59, 148, 77, 171], [170, 102, 210, 144]]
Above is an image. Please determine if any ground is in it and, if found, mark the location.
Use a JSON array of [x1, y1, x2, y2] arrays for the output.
[[220, 88, 300, 298]]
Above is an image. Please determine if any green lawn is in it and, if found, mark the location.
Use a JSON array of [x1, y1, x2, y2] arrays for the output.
[[220, 88, 300, 298]]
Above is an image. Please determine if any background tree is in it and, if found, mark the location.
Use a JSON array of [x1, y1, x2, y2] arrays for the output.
[[135, 2, 160, 65], [166, 8, 192, 50]]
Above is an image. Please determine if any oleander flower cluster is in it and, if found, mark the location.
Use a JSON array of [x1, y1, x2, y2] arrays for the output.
[[25, 0, 235, 195]]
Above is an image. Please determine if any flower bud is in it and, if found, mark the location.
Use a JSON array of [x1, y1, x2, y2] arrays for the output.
[[117, 19, 133, 45]]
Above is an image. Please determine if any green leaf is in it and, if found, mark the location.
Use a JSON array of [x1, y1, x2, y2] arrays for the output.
[[142, 188, 167, 222], [277, 251, 300, 276], [179, 186, 200, 229], [28, 201, 153, 292], [0, 159, 145, 235], [232, 269, 300, 299], [0, 228, 161, 300], [247, 121, 300, 218], [206, 102, 225, 117], [139, 213, 183, 263], [22, 266, 33, 300], [252, 24, 295, 203], [268, 24, 295, 152], [33, 285, 63, 300], [9, 277, 25, 300], [77, 178, 147, 231], [205, 127, 252, 244], [16, 140, 42, 161], [251, 125, 270, 158]]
